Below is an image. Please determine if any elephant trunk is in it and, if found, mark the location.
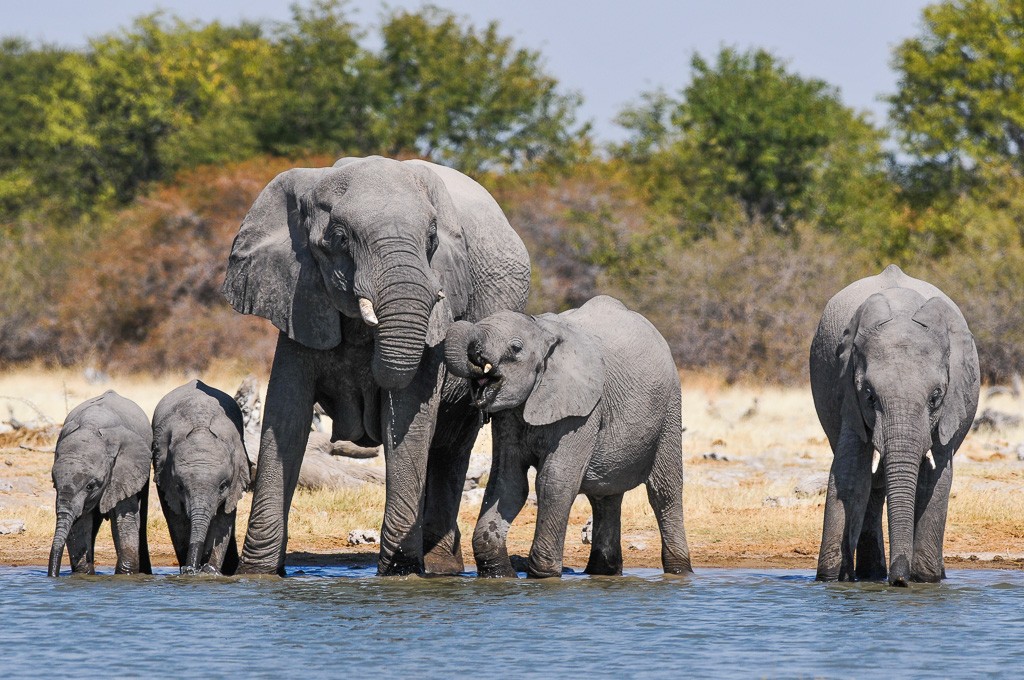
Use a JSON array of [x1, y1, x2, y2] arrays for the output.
[[444, 321, 483, 378], [184, 508, 213, 574], [371, 260, 436, 391], [48, 510, 76, 578], [880, 429, 926, 587]]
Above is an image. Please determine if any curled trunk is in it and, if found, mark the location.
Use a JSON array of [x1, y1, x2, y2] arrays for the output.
[[443, 321, 482, 378], [371, 261, 435, 391]]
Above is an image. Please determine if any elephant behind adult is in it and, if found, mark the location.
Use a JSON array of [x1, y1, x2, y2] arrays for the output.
[[810, 264, 979, 586], [223, 156, 530, 575]]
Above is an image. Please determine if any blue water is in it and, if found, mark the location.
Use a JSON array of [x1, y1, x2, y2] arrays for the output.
[[1, 566, 1022, 677]]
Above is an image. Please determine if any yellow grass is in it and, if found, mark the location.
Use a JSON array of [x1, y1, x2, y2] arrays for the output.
[[1, 368, 1022, 570]]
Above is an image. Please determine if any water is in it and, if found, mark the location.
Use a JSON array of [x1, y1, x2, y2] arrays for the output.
[[2, 566, 1023, 678]]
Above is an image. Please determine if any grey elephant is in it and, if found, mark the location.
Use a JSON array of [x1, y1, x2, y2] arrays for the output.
[[48, 391, 152, 577], [445, 296, 692, 578], [810, 265, 979, 586], [152, 380, 250, 575], [223, 156, 530, 575]]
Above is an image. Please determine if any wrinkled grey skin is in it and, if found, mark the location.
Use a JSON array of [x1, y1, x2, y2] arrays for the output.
[[223, 156, 530, 575], [48, 391, 152, 577], [810, 265, 979, 586], [152, 380, 250, 576], [445, 296, 691, 578]]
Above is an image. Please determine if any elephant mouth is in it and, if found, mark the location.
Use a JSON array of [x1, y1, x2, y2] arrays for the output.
[[469, 373, 502, 410]]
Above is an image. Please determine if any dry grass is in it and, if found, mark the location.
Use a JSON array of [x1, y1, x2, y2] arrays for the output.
[[2, 368, 1023, 571]]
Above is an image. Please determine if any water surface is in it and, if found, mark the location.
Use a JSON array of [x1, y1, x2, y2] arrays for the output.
[[2, 566, 1022, 677]]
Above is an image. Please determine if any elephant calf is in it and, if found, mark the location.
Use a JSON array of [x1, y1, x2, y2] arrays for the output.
[[811, 265, 980, 586], [445, 296, 692, 578], [49, 391, 153, 577], [153, 380, 250, 575]]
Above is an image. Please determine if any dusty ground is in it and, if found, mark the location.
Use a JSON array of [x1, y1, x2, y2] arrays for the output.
[[1, 366, 1022, 572]]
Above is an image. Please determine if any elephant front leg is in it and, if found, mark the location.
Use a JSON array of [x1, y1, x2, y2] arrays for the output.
[[855, 477, 887, 581], [110, 494, 144, 574], [817, 424, 873, 581], [912, 448, 953, 582], [202, 510, 238, 575], [584, 494, 624, 576], [377, 350, 445, 576], [423, 412, 479, 575], [238, 333, 316, 576], [67, 511, 100, 575], [472, 423, 529, 578]]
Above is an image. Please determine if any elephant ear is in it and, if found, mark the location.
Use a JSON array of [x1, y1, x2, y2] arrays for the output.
[[523, 315, 605, 427], [222, 167, 343, 350], [837, 293, 894, 444], [99, 427, 152, 515], [912, 296, 980, 446], [209, 414, 250, 513], [407, 163, 472, 346]]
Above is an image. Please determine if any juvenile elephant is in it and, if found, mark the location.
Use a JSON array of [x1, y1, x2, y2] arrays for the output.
[[48, 391, 152, 577], [152, 380, 250, 575], [445, 296, 692, 578], [810, 265, 979, 586], [223, 156, 530, 575]]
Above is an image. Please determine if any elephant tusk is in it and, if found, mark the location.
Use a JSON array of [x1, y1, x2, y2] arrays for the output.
[[437, 289, 446, 300], [483, 363, 492, 374], [925, 451, 936, 470], [871, 450, 880, 474], [358, 298, 378, 327]]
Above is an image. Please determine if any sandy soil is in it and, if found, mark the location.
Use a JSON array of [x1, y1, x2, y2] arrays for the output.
[[1, 367, 1022, 573]]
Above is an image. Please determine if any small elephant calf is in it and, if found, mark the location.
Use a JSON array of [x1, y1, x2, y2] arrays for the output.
[[153, 380, 250, 575], [445, 296, 692, 578], [49, 391, 153, 577]]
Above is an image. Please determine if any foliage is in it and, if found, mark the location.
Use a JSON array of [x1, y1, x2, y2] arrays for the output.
[[890, 0, 1024, 201], [615, 48, 897, 238]]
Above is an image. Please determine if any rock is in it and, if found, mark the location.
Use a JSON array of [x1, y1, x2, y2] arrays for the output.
[[627, 541, 648, 551], [1016, 443, 1024, 461], [246, 430, 385, 491], [328, 440, 380, 459], [581, 516, 593, 544], [526, 492, 538, 506], [233, 375, 263, 437], [702, 452, 729, 462], [972, 408, 1023, 432], [346, 529, 379, 546], [464, 458, 491, 490], [0, 519, 25, 535], [0, 479, 12, 492], [762, 495, 800, 508], [462, 488, 485, 505], [82, 367, 109, 385], [794, 472, 830, 498]]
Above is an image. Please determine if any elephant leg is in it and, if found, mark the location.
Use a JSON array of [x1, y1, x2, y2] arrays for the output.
[[159, 494, 191, 568], [527, 422, 596, 579], [110, 494, 143, 574], [66, 512, 98, 575], [817, 423, 873, 581], [137, 486, 151, 574], [855, 476, 887, 580], [377, 349, 445, 576], [238, 333, 316, 576], [645, 430, 692, 575], [422, 412, 478, 575], [584, 494, 624, 576], [203, 510, 237, 575], [472, 418, 529, 578], [912, 448, 953, 582]]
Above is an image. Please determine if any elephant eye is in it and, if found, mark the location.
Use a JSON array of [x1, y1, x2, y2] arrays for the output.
[[863, 387, 876, 407], [426, 218, 438, 255], [509, 337, 524, 354], [85, 481, 95, 491], [929, 388, 944, 410], [219, 480, 230, 492]]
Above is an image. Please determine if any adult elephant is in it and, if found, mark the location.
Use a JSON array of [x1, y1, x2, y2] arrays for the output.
[[810, 265, 979, 586], [223, 156, 530, 575]]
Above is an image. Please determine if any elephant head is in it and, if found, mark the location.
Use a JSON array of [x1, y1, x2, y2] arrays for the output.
[[444, 312, 605, 426], [223, 156, 471, 391], [49, 419, 150, 577], [154, 416, 249, 574], [838, 289, 977, 585]]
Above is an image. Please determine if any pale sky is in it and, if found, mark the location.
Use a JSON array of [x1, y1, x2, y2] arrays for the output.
[[0, 0, 931, 141]]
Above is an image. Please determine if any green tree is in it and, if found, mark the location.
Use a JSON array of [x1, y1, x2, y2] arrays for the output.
[[890, 0, 1024, 201], [616, 48, 893, 236], [372, 6, 585, 172]]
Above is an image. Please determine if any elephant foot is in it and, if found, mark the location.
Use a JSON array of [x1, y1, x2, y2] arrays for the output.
[[200, 564, 222, 575], [526, 555, 563, 579], [236, 556, 286, 577], [584, 550, 623, 576], [424, 545, 464, 576], [661, 557, 693, 576], [377, 549, 423, 577], [475, 554, 518, 578], [180, 565, 198, 576]]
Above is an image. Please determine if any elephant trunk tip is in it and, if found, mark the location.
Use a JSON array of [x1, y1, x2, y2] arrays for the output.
[[889, 555, 911, 587]]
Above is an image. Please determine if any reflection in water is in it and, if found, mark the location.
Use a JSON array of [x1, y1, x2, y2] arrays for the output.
[[1, 567, 1022, 677]]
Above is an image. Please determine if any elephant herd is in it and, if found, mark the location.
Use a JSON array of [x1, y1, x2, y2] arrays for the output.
[[47, 156, 981, 587]]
